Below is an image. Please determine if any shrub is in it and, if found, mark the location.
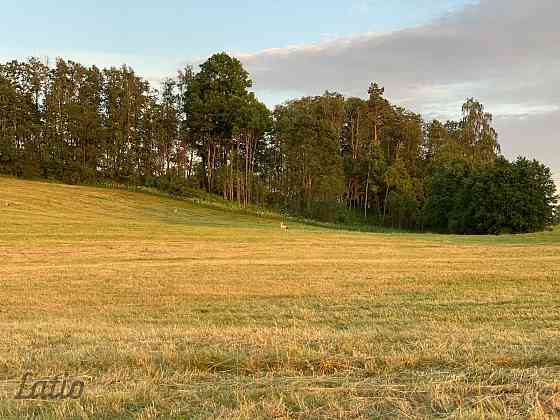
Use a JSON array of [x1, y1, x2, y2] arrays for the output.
[[423, 157, 557, 234]]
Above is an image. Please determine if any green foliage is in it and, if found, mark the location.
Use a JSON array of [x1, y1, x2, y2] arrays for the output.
[[0, 56, 555, 234], [183, 53, 271, 200], [424, 158, 558, 234], [273, 94, 345, 221], [148, 175, 194, 197]]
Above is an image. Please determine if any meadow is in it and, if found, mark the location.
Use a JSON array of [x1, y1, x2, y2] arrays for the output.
[[1, 177, 559, 419]]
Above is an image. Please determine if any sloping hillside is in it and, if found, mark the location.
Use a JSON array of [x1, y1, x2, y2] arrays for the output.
[[0, 177, 285, 241]]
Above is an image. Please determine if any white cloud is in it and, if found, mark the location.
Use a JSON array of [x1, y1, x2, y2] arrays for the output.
[[236, 0, 560, 171]]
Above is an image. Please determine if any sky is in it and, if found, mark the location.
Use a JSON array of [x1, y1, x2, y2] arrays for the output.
[[1, 0, 558, 178]]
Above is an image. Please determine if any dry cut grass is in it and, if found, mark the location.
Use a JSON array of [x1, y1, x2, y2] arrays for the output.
[[0, 177, 559, 419]]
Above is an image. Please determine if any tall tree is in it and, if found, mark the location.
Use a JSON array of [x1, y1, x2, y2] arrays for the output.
[[183, 53, 253, 193], [274, 95, 345, 221], [459, 98, 500, 164]]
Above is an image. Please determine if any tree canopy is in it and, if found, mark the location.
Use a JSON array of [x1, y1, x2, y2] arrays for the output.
[[0, 54, 556, 233]]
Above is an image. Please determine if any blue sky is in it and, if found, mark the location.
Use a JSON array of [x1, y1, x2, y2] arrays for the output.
[[2, 1, 470, 59], [1, 0, 474, 111], [1, 1, 559, 173]]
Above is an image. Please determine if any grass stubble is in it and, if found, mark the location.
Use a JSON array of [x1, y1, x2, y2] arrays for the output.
[[0, 177, 559, 419]]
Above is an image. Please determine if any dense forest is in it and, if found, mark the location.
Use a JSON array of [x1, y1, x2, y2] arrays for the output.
[[0, 54, 557, 233]]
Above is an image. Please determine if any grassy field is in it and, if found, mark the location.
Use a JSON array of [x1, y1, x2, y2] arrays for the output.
[[1, 177, 559, 419]]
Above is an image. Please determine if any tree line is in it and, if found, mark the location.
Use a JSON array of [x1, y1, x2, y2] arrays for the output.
[[0, 54, 557, 233]]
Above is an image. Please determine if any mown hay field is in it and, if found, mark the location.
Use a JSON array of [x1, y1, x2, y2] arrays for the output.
[[1, 177, 559, 419]]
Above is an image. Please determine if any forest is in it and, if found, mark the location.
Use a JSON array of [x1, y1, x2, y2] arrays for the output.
[[0, 53, 557, 233]]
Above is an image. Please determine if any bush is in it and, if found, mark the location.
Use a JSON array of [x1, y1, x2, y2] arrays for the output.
[[423, 157, 557, 234], [147, 176, 193, 197]]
